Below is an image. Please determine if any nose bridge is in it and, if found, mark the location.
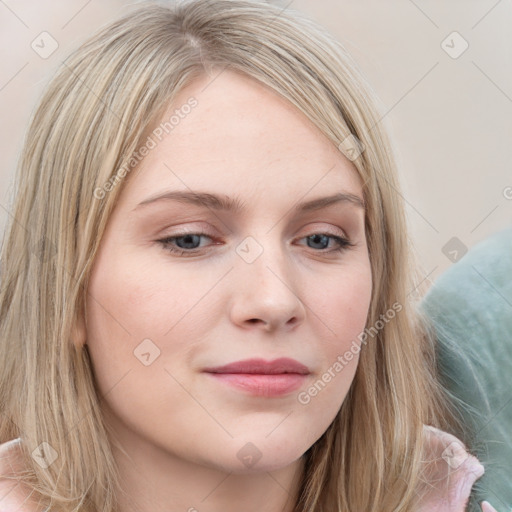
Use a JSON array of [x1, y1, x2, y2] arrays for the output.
[[235, 233, 288, 286], [230, 232, 305, 330]]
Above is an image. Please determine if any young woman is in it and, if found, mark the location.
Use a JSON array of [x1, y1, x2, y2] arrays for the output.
[[0, 1, 498, 511]]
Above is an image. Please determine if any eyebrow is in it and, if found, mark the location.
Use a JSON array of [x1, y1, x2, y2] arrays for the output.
[[132, 190, 365, 213]]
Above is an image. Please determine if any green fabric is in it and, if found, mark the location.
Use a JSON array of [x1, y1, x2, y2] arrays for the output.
[[420, 227, 512, 512]]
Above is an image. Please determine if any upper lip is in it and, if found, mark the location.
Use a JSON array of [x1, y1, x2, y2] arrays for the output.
[[203, 357, 310, 375]]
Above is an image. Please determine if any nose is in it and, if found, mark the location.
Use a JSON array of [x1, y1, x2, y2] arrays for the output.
[[228, 239, 306, 332]]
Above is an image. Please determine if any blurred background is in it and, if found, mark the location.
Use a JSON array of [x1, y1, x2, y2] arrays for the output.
[[0, 0, 511, 287]]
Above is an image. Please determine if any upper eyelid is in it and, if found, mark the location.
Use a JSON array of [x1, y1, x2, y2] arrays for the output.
[[158, 218, 352, 233], [160, 225, 350, 238]]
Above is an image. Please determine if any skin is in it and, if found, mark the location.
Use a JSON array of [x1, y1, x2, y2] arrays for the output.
[[78, 69, 373, 512]]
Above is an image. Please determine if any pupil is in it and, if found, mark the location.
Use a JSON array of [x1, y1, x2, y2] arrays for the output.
[[309, 234, 328, 249], [178, 234, 199, 249]]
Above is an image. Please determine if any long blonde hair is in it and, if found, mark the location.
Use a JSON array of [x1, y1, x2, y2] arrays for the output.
[[0, 1, 459, 510]]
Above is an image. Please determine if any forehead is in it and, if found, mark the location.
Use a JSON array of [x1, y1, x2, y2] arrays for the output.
[[118, 70, 363, 210]]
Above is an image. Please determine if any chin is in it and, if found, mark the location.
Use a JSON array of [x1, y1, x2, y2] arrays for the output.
[[224, 438, 308, 475], [221, 455, 305, 475]]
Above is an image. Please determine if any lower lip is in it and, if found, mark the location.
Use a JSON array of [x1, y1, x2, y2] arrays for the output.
[[205, 373, 308, 397]]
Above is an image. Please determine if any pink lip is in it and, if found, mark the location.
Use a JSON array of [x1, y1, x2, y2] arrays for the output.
[[203, 357, 310, 375], [203, 358, 310, 397]]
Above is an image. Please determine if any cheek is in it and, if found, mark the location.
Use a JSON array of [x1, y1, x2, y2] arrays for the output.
[[300, 261, 372, 406], [83, 249, 217, 391], [310, 261, 372, 346], [87, 243, 192, 340]]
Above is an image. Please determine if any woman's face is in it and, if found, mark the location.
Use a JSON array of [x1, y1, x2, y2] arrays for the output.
[[84, 70, 372, 474]]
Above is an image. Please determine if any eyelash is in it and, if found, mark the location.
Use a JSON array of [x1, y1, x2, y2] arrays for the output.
[[156, 231, 355, 257]]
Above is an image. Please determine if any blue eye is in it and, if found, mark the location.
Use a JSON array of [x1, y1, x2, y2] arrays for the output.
[[157, 232, 354, 256], [302, 233, 354, 252]]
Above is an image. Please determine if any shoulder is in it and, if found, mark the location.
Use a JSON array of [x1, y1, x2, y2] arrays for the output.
[[0, 438, 40, 512], [417, 425, 484, 512]]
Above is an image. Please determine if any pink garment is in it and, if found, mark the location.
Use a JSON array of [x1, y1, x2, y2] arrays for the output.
[[0, 437, 37, 511], [417, 425, 488, 511], [0, 428, 495, 511]]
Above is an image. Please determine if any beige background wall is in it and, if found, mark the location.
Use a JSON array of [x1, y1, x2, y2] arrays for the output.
[[1, 0, 511, 286]]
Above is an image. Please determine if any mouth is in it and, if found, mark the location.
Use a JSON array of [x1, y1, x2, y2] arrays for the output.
[[203, 357, 310, 397], [203, 357, 311, 375]]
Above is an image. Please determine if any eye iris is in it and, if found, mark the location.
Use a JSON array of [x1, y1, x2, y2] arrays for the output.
[[176, 234, 201, 249], [308, 234, 329, 250]]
